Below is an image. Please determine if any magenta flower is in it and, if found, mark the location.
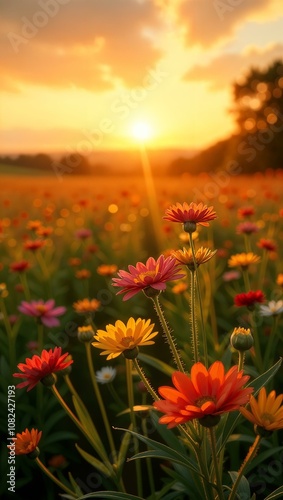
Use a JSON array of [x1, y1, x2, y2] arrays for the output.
[[18, 299, 66, 327], [75, 228, 92, 240], [112, 255, 185, 301]]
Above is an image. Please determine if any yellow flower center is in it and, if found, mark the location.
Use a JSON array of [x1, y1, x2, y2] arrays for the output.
[[195, 396, 216, 408], [135, 270, 157, 283], [121, 336, 135, 348], [35, 305, 47, 314], [261, 413, 274, 426]]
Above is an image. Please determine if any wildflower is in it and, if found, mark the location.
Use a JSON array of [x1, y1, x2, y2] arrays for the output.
[[240, 387, 283, 432], [164, 202, 216, 233], [9, 428, 42, 456], [230, 327, 254, 351], [172, 282, 188, 294], [236, 222, 259, 235], [276, 274, 283, 287], [77, 325, 95, 342], [238, 206, 255, 219], [18, 299, 66, 327], [68, 257, 82, 267], [92, 318, 158, 360], [257, 238, 277, 252], [222, 270, 241, 282], [26, 220, 42, 231], [234, 290, 265, 309], [97, 264, 118, 276], [96, 366, 117, 384], [0, 283, 8, 298], [36, 226, 53, 237], [13, 347, 73, 391], [228, 252, 261, 269], [153, 361, 253, 428], [24, 239, 45, 251], [172, 247, 217, 271], [75, 228, 92, 239], [112, 255, 185, 301], [259, 300, 283, 317], [75, 269, 91, 279], [10, 260, 30, 273], [48, 454, 67, 468], [73, 298, 101, 314]]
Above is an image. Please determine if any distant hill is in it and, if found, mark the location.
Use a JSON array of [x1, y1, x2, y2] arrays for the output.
[[168, 132, 283, 175]]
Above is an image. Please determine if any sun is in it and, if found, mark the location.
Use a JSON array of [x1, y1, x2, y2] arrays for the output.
[[131, 121, 153, 142]]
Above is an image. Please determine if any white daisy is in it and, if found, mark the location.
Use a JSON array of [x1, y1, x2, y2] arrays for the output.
[[96, 366, 117, 384], [259, 300, 283, 317]]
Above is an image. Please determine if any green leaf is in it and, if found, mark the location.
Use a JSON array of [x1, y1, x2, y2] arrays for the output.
[[43, 431, 78, 447], [72, 395, 108, 462], [228, 471, 251, 500], [116, 424, 132, 479], [42, 409, 66, 434], [264, 485, 283, 499], [77, 491, 144, 499], [245, 446, 283, 475], [68, 471, 83, 496], [137, 353, 174, 376], [75, 444, 113, 478], [114, 427, 201, 476]]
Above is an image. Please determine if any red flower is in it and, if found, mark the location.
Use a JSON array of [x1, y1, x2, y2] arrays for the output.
[[153, 361, 253, 428], [257, 238, 277, 252], [10, 260, 30, 273], [24, 239, 45, 251], [234, 290, 265, 308], [9, 428, 42, 455], [236, 222, 259, 235], [163, 202, 216, 227], [13, 347, 73, 391], [238, 206, 255, 219], [112, 255, 185, 301]]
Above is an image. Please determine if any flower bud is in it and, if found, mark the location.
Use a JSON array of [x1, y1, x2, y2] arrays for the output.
[[77, 325, 95, 342], [230, 327, 254, 352], [123, 346, 139, 359], [199, 414, 221, 428], [254, 425, 273, 438], [183, 221, 197, 233], [27, 447, 40, 459], [143, 287, 161, 299], [41, 373, 56, 388]]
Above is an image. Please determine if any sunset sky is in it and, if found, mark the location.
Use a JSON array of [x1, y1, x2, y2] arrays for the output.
[[1, 0, 283, 154]]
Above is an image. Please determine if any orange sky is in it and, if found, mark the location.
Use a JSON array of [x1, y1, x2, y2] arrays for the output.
[[1, 0, 283, 154]]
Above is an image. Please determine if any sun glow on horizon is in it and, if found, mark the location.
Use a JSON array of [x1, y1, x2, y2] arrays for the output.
[[131, 121, 154, 143]]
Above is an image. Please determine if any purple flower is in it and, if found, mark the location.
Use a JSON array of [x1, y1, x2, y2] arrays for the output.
[[75, 228, 92, 240], [18, 300, 66, 327]]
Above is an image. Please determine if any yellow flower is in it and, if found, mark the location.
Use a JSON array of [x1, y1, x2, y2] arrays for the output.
[[228, 252, 261, 269], [240, 387, 283, 432], [172, 247, 217, 270], [92, 317, 158, 360]]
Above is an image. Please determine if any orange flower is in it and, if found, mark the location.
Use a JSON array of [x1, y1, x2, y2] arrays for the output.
[[26, 220, 42, 231], [240, 387, 283, 432], [228, 252, 260, 269], [153, 361, 253, 428], [276, 273, 283, 287], [73, 298, 101, 313], [171, 282, 188, 294], [24, 239, 45, 251], [13, 347, 73, 391], [164, 202, 217, 228], [172, 246, 217, 270], [97, 264, 118, 276], [75, 269, 91, 279], [10, 428, 42, 455]]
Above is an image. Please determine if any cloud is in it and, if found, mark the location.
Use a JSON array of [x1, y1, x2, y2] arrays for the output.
[[177, 0, 269, 46], [0, 0, 165, 92], [183, 43, 283, 89]]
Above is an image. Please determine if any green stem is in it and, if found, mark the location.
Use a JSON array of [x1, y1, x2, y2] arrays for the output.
[[141, 405, 156, 496], [209, 427, 225, 500], [133, 358, 159, 401], [37, 322, 44, 354], [35, 457, 78, 498], [151, 295, 184, 372], [0, 298, 16, 372], [257, 250, 268, 290], [85, 343, 117, 462], [189, 233, 208, 366], [238, 351, 245, 372], [19, 272, 31, 301], [50, 385, 111, 466], [242, 268, 251, 293], [243, 234, 252, 253], [126, 359, 143, 497], [249, 310, 263, 372], [190, 270, 199, 364], [263, 316, 279, 369], [228, 435, 261, 500]]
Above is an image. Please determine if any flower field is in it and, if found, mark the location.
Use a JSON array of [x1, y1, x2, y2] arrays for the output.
[[1, 170, 283, 500]]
